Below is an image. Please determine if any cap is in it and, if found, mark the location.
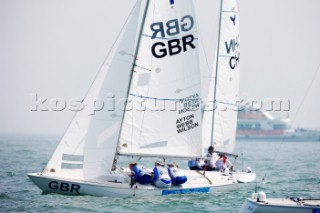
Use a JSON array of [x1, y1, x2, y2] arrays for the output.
[[167, 162, 175, 167], [155, 160, 164, 166]]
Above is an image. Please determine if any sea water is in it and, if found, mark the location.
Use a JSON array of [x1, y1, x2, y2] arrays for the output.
[[0, 134, 319, 212]]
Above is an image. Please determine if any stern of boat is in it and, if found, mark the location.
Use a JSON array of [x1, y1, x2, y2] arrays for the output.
[[238, 198, 259, 213]]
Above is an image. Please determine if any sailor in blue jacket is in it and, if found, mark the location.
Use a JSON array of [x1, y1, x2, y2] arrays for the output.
[[151, 160, 171, 188], [129, 163, 152, 184], [167, 162, 187, 185], [188, 157, 204, 170]]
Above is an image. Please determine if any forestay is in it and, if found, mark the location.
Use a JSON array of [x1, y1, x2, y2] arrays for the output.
[[202, 0, 240, 153], [43, 1, 142, 180], [119, 0, 202, 158]]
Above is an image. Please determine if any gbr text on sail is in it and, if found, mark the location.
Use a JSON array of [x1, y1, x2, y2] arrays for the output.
[[150, 15, 196, 58]]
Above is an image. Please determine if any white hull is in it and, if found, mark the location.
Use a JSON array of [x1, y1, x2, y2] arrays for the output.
[[28, 169, 239, 197], [239, 198, 320, 213], [231, 172, 256, 183]]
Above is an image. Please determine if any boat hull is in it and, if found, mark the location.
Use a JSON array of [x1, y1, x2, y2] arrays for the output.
[[239, 198, 320, 213], [28, 170, 239, 197]]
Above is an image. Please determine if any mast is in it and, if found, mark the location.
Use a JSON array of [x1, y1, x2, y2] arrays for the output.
[[210, 0, 224, 146], [112, 0, 151, 169]]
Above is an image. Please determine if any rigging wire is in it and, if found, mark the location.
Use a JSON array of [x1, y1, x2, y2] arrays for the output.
[[135, 0, 155, 155], [193, 12, 213, 79], [86, 3, 139, 98], [256, 62, 320, 191], [115, 0, 150, 167], [194, 0, 222, 152]]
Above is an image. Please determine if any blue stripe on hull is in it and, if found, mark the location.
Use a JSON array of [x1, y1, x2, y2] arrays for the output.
[[162, 187, 209, 195]]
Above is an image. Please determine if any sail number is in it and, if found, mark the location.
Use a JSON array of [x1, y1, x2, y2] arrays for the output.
[[150, 15, 196, 58], [225, 35, 240, 69], [48, 181, 80, 194]]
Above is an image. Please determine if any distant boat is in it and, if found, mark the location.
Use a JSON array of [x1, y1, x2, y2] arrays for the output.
[[201, 0, 256, 183], [239, 191, 320, 213], [236, 106, 320, 141]]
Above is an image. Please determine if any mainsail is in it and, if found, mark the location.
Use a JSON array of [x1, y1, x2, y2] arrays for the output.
[[44, 1, 142, 180], [119, 0, 202, 158], [202, 0, 240, 153]]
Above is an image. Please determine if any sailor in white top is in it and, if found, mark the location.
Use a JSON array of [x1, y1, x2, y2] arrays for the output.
[[167, 162, 187, 185], [129, 163, 152, 184], [151, 160, 171, 188], [205, 146, 219, 171]]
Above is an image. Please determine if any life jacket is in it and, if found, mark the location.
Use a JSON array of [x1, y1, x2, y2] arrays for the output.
[[168, 167, 185, 178], [156, 166, 170, 180], [188, 159, 205, 168], [215, 156, 227, 170], [215, 160, 224, 170], [188, 159, 197, 168], [135, 165, 152, 176]]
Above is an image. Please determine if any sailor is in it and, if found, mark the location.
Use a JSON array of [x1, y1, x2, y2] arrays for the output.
[[204, 146, 219, 171], [151, 160, 171, 188], [167, 162, 187, 185], [129, 163, 152, 184], [215, 154, 227, 170], [188, 157, 204, 170]]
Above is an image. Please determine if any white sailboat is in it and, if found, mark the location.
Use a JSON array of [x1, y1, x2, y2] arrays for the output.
[[239, 191, 320, 213], [28, 0, 238, 197], [201, 0, 255, 183]]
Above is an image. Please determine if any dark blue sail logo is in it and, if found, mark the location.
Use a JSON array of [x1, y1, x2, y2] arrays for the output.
[[230, 15, 236, 26], [170, 0, 175, 5]]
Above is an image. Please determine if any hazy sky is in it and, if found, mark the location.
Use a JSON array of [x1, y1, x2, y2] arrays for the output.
[[1, 0, 320, 134]]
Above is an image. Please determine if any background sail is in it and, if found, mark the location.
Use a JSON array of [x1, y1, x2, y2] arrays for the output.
[[119, 0, 202, 158], [202, 0, 240, 153], [43, 1, 142, 180]]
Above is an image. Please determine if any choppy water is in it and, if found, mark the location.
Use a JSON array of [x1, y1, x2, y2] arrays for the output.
[[0, 134, 319, 212]]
